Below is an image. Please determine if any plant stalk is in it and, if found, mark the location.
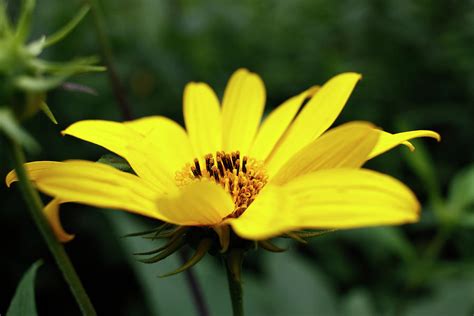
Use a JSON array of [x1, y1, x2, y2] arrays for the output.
[[225, 250, 244, 316], [85, 0, 132, 120], [7, 138, 97, 316]]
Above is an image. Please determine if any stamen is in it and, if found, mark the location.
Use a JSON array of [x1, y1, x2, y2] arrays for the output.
[[242, 156, 247, 173], [193, 159, 202, 177], [176, 151, 268, 219]]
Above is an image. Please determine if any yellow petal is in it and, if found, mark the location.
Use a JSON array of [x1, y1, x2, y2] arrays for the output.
[[62, 120, 141, 158], [221, 68, 266, 155], [265, 73, 361, 176], [124, 116, 168, 135], [6, 161, 61, 187], [183, 82, 222, 160], [126, 116, 195, 190], [156, 180, 234, 226], [230, 168, 419, 240], [248, 86, 318, 161], [227, 185, 293, 240], [12, 160, 168, 220], [368, 130, 441, 159], [271, 122, 379, 184], [44, 198, 75, 243]]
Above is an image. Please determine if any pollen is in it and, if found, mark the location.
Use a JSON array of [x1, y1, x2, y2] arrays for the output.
[[176, 151, 268, 218]]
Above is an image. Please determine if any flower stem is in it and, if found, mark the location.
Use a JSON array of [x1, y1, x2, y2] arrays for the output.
[[225, 250, 244, 316], [7, 138, 97, 316], [85, 0, 133, 120]]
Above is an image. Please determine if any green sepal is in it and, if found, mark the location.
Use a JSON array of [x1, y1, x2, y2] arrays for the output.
[[0, 2, 12, 35], [284, 232, 308, 244], [159, 238, 212, 278], [44, 5, 90, 47], [134, 226, 187, 256], [28, 56, 104, 74], [297, 229, 337, 238], [6, 259, 42, 316], [285, 229, 337, 239], [138, 236, 186, 264], [122, 223, 170, 238], [258, 240, 287, 253], [39, 101, 57, 124], [14, 0, 36, 43], [14, 74, 69, 92], [0, 107, 39, 153], [97, 154, 134, 173], [143, 226, 186, 240], [26, 36, 46, 56]]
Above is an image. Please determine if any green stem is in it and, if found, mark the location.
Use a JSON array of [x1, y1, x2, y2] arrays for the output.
[[225, 250, 244, 316], [7, 139, 97, 316]]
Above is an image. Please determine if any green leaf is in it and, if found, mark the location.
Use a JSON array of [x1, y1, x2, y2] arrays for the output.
[[0, 107, 39, 153], [6, 260, 42, 316], [97, 154, 134, 173], [44, 5, 90, 47], [14, 0, 36, 43]]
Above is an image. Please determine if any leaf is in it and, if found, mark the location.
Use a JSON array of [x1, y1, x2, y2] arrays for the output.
[[6, 260, 42, 316], [44, 5, 90, 47], [0, 107, 40, 153], [97, 154, 134, 173]]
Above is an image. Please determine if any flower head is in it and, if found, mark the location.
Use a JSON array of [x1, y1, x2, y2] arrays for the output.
[[7, 69, 439, 263]]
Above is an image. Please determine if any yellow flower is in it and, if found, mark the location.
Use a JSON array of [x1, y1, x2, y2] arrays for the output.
[[6, 69, 439, 247]]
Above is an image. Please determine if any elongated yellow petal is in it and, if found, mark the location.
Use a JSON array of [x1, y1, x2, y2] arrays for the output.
[[62, 120, 142, 158], [62, 119, 170, 188], [44, 198, 75, 242], [221, 68, 266, 155], [124, 116, 168, 135], [227, 186, 293, 240], [265, 73, 361, 176], [9, 160, 167, 220], [126, 116, 195, 190], [230, 168, 419, 240], [368, 130, 441, 159], [157, 180, 234, 226], [183, 82, 222, 160], [271, 122, 379, 184], [248, 86, 318, 161], [6, 161, 62, 187]]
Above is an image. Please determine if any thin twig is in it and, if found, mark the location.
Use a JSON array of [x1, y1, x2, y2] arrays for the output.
[[179, 249, 210, 316], [85, 0, 133, 120]]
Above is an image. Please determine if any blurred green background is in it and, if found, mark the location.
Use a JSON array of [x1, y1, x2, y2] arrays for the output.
[[1, 0, 474, 315]]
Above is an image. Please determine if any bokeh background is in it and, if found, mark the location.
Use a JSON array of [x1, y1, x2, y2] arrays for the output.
[[1, 0, 474, 315]]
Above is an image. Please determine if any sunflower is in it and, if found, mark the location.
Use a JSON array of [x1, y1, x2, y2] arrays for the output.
[[6, 69, 439, 252]]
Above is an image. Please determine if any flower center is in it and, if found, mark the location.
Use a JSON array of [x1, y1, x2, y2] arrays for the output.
[[176, 151, 268, 218]]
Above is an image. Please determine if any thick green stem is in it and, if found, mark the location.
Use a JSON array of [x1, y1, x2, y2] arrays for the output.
[[7, 139, 97, 316], [225, 250, 244, 316]]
